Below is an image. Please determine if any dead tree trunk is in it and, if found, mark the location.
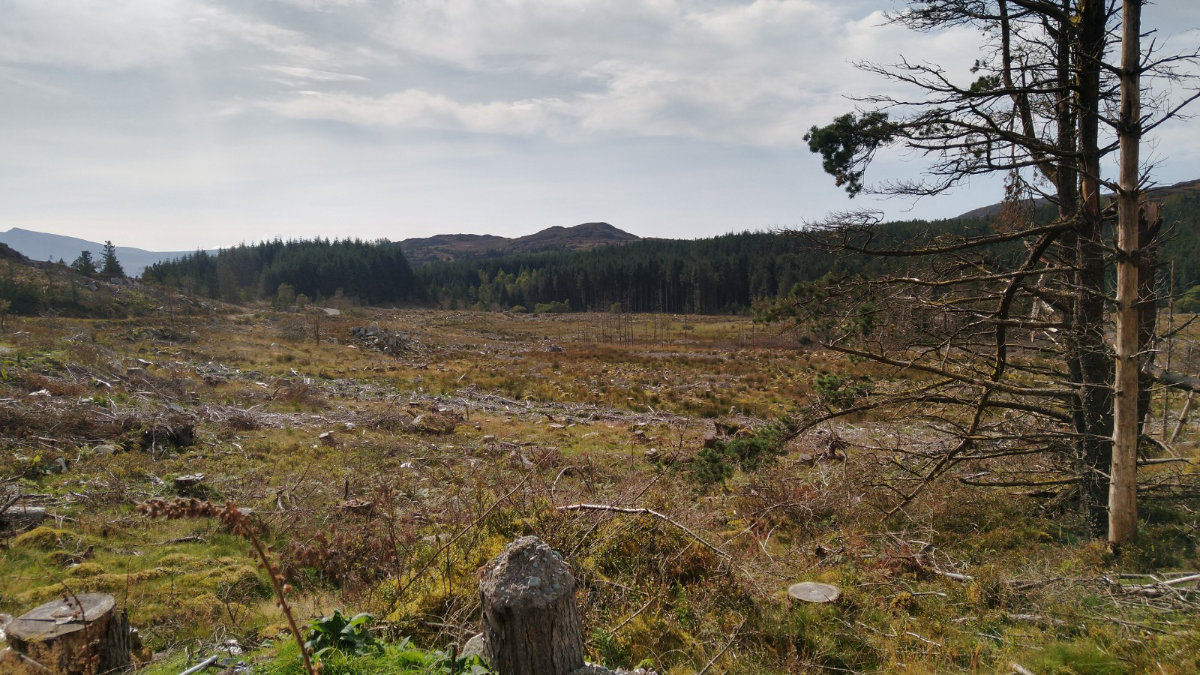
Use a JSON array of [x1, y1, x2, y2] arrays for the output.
[[1, 593, 133, 675], [479, 536, 585, 675], [1110, 0, 1144, 545]]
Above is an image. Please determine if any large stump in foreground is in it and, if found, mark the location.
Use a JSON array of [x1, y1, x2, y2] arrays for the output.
[[2, 593, 133, 674], [480, 536, 584, 675]]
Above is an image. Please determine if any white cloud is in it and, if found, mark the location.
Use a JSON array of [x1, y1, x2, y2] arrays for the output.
[[2, 0, 1197, 249], [0, 1, 327, 71], [261, 65, 367, 83], [244, 0, 984, 147]]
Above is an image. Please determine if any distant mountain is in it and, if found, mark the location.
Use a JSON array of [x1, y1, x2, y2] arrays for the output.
[[956, 177, 1200, 219], [0, 228, 213, 276], [399, 222, 639, 265]]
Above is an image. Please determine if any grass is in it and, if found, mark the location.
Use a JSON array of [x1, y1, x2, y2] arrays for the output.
[[1, 304, 1198, 673]]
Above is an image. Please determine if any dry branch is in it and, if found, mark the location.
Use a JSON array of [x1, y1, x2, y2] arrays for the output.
[[557, 503, 731, 561]]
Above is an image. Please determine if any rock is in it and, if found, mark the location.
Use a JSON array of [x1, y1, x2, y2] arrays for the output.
[[570, 666, 658, 675], [460, 632, 487, 660], [91, 445, 120, 456], [318, 431, 337, 446], [349, 324, 411, 356], [788, 581, 841, 603]]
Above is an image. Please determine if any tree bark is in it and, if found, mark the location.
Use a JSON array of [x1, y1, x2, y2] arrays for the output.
[[480, 536, 585, 675], [3, 593, 133, 675], [1110, 0, 1144, 545], [1074, 0, 1114, 538]]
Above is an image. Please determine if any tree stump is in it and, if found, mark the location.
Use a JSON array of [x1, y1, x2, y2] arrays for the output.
[[2, 593, 133, 674], [788, 582, 841, 603], [0, 505, 46, 533], [480, 536, 585, 675]]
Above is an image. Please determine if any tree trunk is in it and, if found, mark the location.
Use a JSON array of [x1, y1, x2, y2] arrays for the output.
[[1110, 0, 1144, 545], [3, 594, 133, 675], [479, 536, 585, 675], [1136, 203, 1162, 435], [1074, 0, 1114, 538]]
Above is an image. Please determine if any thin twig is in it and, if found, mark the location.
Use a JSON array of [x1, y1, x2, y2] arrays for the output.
[[696, 617, 746, 675], [386, 472, 534, 614], [610, 597, 656, 635], [558, 503, 731, 561]]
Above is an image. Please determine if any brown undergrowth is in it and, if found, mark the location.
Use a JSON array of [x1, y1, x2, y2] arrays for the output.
[[1, 307, 1198, 673]]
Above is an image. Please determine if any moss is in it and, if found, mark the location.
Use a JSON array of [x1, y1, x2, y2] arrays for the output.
[[156, 552, 208, 571], [42, 549, 81, 566], [1024, 640, 1128, 674], [1119, 524, 1197, 571], [67, 562, 107, 578], [13, 526, 81, 551]]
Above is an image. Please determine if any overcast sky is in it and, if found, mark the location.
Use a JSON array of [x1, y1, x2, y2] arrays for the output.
[[2, 0, 1198, 251]]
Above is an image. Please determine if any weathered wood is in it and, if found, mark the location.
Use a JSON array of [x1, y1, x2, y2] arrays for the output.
[[0, 647, 51, 673], [480, 536, 584, 675], [1, 505, 46, 533], [787, 582, 841, 603], [6, 593, 133, 674]]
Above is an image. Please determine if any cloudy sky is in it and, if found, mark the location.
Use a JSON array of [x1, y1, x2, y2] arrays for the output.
[[2, 0, 1198, 251]]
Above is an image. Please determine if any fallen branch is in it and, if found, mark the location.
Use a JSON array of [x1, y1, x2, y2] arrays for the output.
[[386, 472, 535, 615], [557, 503, 731, 561], [178, 654, 220, 675], [610, 597, 655, 635], [696, 617, 746, 675], [1145, 364, 1200, 393], [1122, 573, 1200, 596]]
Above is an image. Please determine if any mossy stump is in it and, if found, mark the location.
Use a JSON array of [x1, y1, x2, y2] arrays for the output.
[[480, 536, 584, 675], [1, 593, 133, 675]]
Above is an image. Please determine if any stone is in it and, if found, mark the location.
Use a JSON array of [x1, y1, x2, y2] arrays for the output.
[[460, 632, 487, 660]]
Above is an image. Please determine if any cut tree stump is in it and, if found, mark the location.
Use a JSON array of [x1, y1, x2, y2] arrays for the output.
[[480, 536, 585, 675], [1, 505, 46, 533], [2, 593, 134, 674], [788, 582, 841, 603]]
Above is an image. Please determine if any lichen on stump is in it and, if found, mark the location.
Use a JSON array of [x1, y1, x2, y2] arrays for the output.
[[480, 536, 585, 675], [2, 593, 134, 675]]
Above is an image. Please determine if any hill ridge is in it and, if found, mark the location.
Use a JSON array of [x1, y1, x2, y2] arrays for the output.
[[398, 222, 639, 265]]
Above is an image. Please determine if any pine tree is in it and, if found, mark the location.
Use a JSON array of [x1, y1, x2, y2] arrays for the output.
[[100, 241, 124, 278], [71, 251, 97, 275]]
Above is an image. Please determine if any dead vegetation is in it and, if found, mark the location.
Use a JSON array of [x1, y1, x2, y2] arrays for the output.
[[0, 304, 1198, 673]]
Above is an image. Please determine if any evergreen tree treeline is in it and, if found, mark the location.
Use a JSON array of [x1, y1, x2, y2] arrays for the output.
[[141, 238, 418, 305], [136, 200, 1200, 313]]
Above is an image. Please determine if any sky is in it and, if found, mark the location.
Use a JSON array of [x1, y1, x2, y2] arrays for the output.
[[2, 0, 1198, 251]]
